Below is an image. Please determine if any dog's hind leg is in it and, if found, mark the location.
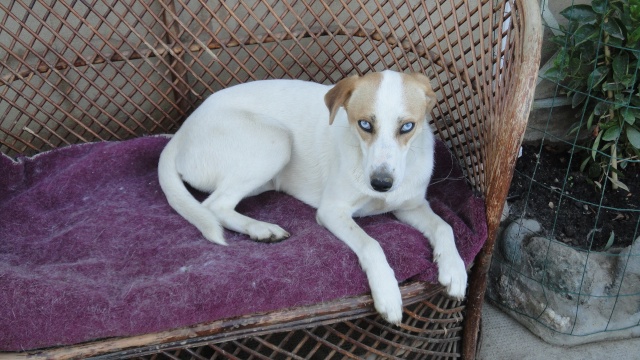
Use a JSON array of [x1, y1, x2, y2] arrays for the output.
[[201, 121, 292, 243], [203, 187, 291, 243]]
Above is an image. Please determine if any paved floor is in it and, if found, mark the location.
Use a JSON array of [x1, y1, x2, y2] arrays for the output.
[[477, 301, 640, 359]]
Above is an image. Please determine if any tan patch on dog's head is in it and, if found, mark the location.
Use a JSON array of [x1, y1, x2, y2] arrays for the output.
[[325, 73, 384, 144], [393, 73, 437, 146], [325, 72, 436, 147], [324, 75, 358, 125], [402, 72, 437, 118], [344, 73, 384, 144]]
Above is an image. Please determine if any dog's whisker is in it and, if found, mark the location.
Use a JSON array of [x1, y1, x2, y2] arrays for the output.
[[429, 175, 467, 186]]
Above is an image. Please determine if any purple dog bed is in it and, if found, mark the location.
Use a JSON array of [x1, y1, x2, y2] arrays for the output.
[[0, 136, 486, 351]]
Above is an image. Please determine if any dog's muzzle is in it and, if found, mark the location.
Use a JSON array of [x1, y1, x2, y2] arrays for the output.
[[370, 171, 394, 192]]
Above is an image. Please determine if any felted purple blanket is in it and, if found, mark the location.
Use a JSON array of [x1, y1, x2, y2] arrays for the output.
[[0, 136, 486, 351]]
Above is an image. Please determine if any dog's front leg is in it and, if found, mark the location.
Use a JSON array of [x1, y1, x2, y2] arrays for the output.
[[394, 199, 467, 299], [316, 205, 403, 325]]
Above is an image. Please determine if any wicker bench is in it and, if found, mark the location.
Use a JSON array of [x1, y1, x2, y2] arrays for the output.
[[0, 0, 541, 358]]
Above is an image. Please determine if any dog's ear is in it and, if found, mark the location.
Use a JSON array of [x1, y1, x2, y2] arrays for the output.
[[324, 75, 359, 125], [407, 73, 438, 114]]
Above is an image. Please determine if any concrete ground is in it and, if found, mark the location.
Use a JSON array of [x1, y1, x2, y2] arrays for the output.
[[477, 301, 640, 359]]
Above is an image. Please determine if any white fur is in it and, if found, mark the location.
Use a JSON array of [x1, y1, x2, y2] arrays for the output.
[[367, 70, 407, 185], [157, 70, 467, 324]]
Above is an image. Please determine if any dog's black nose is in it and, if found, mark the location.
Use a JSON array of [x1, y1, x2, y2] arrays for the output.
[[370, 175, 393, 192]]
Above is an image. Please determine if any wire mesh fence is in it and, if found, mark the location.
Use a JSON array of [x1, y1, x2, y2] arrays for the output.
[[486, 0, 640, 345]]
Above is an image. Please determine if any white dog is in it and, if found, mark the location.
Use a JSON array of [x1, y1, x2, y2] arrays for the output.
[[158, 70, 467, 324]]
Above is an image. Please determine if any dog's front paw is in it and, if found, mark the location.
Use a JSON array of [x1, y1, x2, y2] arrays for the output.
[[369, 269, 403, 325], [436, 253, 467, 300]]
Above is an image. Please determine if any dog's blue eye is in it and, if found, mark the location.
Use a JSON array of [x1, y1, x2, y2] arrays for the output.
[[358, 120, 373, 132], [400, 122, 415, 134]]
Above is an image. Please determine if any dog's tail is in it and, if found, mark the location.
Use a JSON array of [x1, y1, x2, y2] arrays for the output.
[[158, 138, 227, 245]]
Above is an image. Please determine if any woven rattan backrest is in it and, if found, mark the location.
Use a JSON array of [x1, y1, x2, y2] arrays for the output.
[[0, 0, 527, 194]]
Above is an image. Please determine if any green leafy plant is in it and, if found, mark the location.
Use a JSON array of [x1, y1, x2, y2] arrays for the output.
[[546, 0, 640, 190]]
